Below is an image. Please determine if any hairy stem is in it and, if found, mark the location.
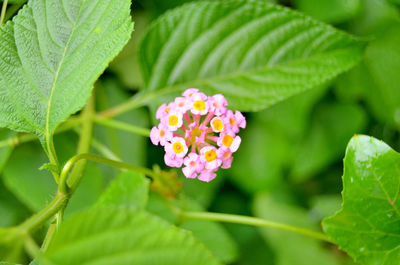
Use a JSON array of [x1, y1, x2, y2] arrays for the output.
[[181, 211, 333, 243], [94, 117, 150, 137]]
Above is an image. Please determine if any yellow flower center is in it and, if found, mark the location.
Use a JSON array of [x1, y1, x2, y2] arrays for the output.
[[159, 129, 165, 137], [168, 115, 179, 126], [222, 135, 233, 147], [193, 100, 206, 111], [165, 107, 170, 114], [204, 149, 217, 162], [173, 142, 184, 153], [212, 119, 224, 131]]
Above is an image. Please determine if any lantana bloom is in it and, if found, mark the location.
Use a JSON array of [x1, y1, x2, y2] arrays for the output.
[[150, 88, 246, 182]]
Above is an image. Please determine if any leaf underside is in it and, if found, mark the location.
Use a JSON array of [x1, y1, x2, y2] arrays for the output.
[[323, 135, 400, 265], [0, 0, 133, 153], [139, 0, 364, 112]]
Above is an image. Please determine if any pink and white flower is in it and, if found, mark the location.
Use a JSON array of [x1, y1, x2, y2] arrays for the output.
[[164, 111, 183, 131], [190, 93, 209, 115], [209, 94, 228, 116], [165, 137, 188, 158], [218, 148, 233, 169], [224, 110, 246, 133], [182, 153, 204, 179], [198, 169, 217, 182], [156, 103, 174, 120], [149, 88, 246, 182], [200, 146, 222, 170], [217, 132, 241, 153], [150, 124, 172, 146]]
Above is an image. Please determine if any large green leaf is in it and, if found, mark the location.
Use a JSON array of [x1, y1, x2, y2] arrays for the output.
[[139, 0, 364, 112], [43, 207, 221, 265], [0, 0, 133, 155], [323, 135, 400, 265]]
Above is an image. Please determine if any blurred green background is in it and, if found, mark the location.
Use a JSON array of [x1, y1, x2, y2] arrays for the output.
[[0, 0, 399, 264]]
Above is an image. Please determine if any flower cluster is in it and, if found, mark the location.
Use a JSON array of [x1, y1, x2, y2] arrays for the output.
[[150, 88, 246, 182]]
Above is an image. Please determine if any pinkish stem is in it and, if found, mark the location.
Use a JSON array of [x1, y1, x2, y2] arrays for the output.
[[184, 112, 192, 125], [194, 114, 201, 125], [202, 112, 214, 126]]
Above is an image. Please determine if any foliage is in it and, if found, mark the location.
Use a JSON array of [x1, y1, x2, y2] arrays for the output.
[[0, 0, 399, 265]]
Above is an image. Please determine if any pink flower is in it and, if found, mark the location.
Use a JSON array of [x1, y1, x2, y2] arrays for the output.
[[200, 146, 222, 170], [164, 111, 183, 131], [217, 132, 241, 153], [149, 88, 246, 182], [164, 153, 183, 168], [182, 153, 204, 179], [165, 137, 188, 158], [224, 110, 246, 133], [150, 125, 172, 146], [198, 169, 217, 182], [174, 97, 190, 113], [210, 117, 224, 133], [156, 103, 174, 120], [218, 148, 233, 169], [209, 94, 227, 116], [182, 88, 199, 99], [190, 93, 209, 115]]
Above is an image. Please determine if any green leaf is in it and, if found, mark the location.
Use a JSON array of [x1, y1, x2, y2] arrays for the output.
[[0, 0, 133, 154], [254, 193, 342, 265], [95, 171, 150, 210], [294, 0, 361, 24], [323, 135, 400, 265], [43, 207, 221, 265], [139, 0, 364, 112]]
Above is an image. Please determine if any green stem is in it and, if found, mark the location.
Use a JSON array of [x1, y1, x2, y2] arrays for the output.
[[18, 192, 67, 233], [59, 153, 160, 194], [181, 211, 333, 243], [94, 117, 150, 137], [65, 95, 95, 194], [0, 0, 8, 26]]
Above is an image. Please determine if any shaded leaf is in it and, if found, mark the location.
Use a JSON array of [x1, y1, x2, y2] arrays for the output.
[[323, 135, 400, 265]]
